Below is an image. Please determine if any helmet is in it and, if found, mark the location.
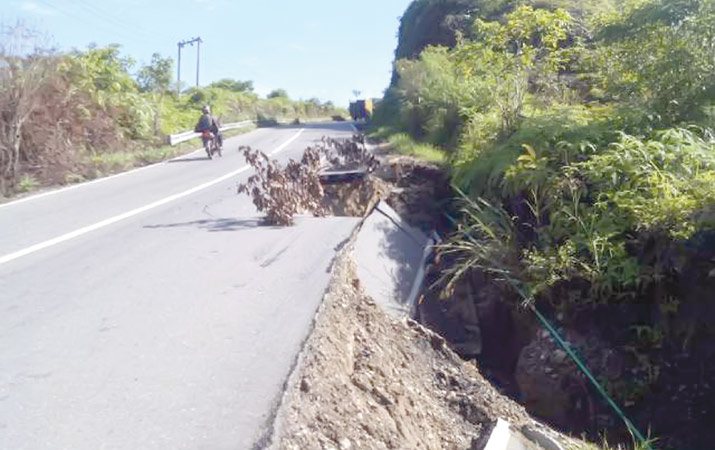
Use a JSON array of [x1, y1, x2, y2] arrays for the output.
[[202, 105, 211, 113]]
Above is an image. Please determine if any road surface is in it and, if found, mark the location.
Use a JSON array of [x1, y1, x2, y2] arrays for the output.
[[0, 123, 360, 450]]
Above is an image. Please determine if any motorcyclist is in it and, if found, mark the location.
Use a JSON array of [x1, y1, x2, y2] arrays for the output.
[[195, 105, 223, 155]]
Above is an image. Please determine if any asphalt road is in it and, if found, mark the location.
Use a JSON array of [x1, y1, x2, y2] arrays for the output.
[[0, 123, 361, 450]]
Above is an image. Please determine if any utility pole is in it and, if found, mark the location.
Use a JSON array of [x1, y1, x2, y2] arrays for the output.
[[177, 36, 202, 94], [196, 38, 202, 87], [177, 43, 181, 95]]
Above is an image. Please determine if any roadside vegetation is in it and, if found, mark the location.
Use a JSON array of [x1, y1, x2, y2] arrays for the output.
[[385, 132, 447, 163], [0, 24, 345, 198], [373, 0, 715, 448]]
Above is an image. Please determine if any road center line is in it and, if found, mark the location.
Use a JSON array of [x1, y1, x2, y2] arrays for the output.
[[0, 128, 305, 266]]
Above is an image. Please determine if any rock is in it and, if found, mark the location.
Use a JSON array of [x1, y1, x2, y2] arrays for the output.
[[553, 350, 568, 364], [515, 334, 588, 430], [300, 378, 311, 393], [452, 340, 482, 357], [271, 233, 570, 450]]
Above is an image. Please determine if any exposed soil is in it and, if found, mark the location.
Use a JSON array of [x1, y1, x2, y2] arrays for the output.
[[419, 246, 715, 450], [302, 137, 715, 449], [376, 154, 454, 235], [320, 143, 453, 232], [267, 151, 586, 449], [269, 240, 573, 450], [321, 175, 392, 217]]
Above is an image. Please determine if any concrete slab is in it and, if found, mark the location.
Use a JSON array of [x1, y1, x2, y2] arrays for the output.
[[484, 419, 564, 450], [353, 201, 430, 318], [318, 169, 367, 184]]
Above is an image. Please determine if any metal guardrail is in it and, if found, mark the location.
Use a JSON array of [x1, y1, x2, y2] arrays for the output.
[[167, 120, 254, 146], [167, 116, 339, 146]]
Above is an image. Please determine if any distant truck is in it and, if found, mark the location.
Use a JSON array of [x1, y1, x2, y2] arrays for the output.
[[349, 99, 374, 121]]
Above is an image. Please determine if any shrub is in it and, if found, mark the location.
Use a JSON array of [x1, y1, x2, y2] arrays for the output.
[[237, 146, 325, 225]]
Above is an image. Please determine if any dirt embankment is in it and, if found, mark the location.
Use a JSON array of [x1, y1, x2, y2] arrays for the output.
[[265, 147, 591, 450], [269, 237, 573, 450], [266, 138, 712, 449]]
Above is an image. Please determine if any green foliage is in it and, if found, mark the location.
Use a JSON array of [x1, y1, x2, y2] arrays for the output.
[[591, 0, 715, 122], [157, 86, 342, 135], [457, 117, 715, 304], [60, 46, 342, 139], [393, 0, 619, 67], [137, 53, 173, 93], [439, 193, 521, 296], [387, 133, 446, 163], [456, 5, 575, 133], [383, 0, 715, 391], [395, 0, 494, 61], [394, 46, 482, 146], [568, 434, 659, 450], [453, 104, 621, 195], [379, 5, 576, 153], [64, 45, 136, 94], [17, 174, 39, 192], [575, 128, 715, 239], [156, 95, 200, 135], [62, 45, 154, 139], [267, 88, 289, 99], [1, 40, 345, 196], [209, 78, 253, 92]]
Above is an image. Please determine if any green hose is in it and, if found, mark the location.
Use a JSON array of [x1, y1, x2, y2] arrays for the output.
[[442, 211, 653, 449]]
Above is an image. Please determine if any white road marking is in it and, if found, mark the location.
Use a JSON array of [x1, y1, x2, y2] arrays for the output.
[[0, 159, 163, 211], [0, 129, 305, 266], [0, 128, 266, 210]]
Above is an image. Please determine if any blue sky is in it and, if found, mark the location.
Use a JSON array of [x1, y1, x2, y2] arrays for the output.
[[3, 0, 413, 106]]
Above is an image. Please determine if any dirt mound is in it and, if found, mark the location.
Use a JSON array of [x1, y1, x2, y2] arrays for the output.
[[321, 175, 392, 217], [269, 242, 569, 450], [374, 154, 453, 234]]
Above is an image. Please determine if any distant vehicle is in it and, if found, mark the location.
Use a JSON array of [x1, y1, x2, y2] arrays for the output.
[[349, 99, 373, 121]]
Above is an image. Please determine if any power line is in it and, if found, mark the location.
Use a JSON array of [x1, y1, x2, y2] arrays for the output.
[[33, 0, 137, 43], [70, 0, 157, 41], [33, 0, 155, 46]]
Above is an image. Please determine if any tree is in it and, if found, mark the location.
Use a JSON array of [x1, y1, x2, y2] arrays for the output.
[[391, 0, 618, 84], [65, 45, 137, 95], [267, 88, 288, 99], [0, 23, 55, 193], [454, 5, 574, 132], [209, 78, 254, 92], [594, 0, 715, 122], [137, 53, 173, 93], [394, 46, 480, 143], [63, 46, 154, 139]]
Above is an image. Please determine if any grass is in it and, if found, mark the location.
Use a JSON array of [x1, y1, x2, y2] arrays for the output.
[[17, 174, 39, 193], [82, 124, 257, 174], [0, 124, 258, 202], [367, 125, 448, 163], [79, 115, 343, 181], [567, 442, 656, 450], [387, 132, 447, 163], [368, 125, 398, 141], [565, 434, 658, 450]]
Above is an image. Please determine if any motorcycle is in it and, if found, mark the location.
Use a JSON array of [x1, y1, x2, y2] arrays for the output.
[[201, 130, 222, 159]]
